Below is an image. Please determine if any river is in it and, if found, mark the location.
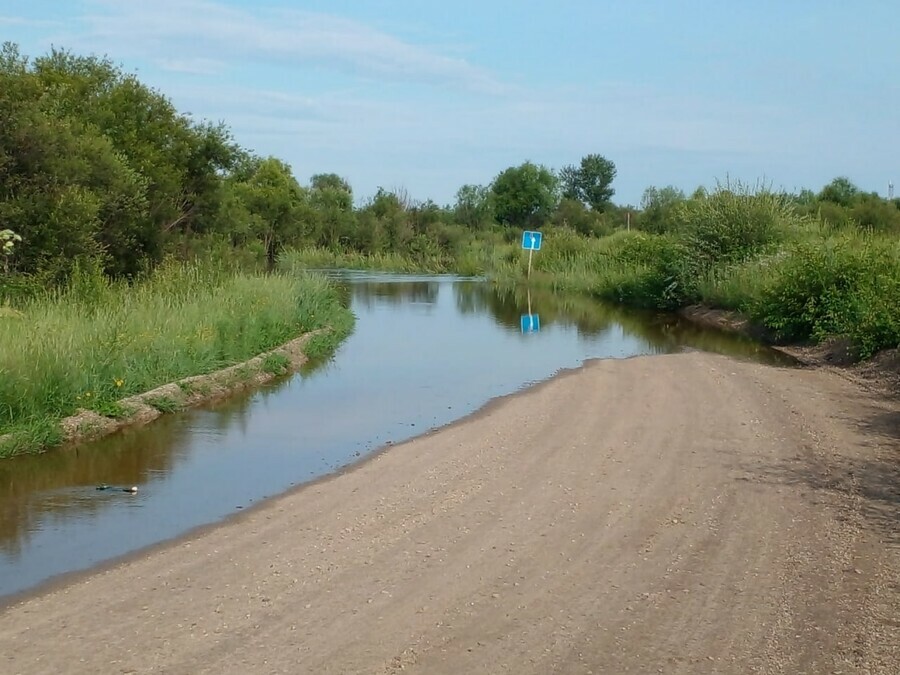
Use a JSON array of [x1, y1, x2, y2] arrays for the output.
[[0, 273, 791, 599]]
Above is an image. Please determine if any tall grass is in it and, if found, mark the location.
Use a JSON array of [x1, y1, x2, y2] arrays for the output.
[[503, 187, 900, 359], [0, 260, 353, 455], [279, 238, 521, 278], [279, 247, 452, 274]]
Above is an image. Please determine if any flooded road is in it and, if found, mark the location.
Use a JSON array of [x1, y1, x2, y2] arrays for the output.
[[0, 273, 791, 598]]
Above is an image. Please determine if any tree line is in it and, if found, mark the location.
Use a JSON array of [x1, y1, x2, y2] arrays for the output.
[[2, 43, 898, 287]]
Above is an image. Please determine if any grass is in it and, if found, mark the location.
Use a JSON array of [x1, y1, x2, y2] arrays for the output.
[[500, 188, 900, 360], [145, 395, 182, 414], [261, 352, 291, 376], [279, 247, 452, 274], [0, 260, 354, 457], [278, 234, 520, 279]]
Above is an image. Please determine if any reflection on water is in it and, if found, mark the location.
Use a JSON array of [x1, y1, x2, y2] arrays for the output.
[[0, 274, 792, 598]]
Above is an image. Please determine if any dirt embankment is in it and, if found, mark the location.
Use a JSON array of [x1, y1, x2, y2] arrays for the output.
[[680, 304, 900, 395], [0, 330, 324, 456], [1, 351, 898, 673]]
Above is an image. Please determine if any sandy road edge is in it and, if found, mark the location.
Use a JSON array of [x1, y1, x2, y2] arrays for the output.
[[1, 350, 897, 673], [680, 304, 900, 396], [0, 355, 594, 611]]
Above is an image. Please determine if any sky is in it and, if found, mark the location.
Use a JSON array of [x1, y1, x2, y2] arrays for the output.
[[2, 0, 899, 206]]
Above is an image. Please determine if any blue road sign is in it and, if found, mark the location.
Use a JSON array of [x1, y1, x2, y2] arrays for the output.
[[520, 314, 541, 334], [521, 230, 542, 251]]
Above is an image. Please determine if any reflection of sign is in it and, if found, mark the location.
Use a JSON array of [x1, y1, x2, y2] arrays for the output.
[[520, 314, 540, 334], [521, 230, 542, 251]]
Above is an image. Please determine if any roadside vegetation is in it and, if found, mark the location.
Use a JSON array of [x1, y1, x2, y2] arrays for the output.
[[1, 42, 898, 456], [509, 184, 899, 360], [0, 260, 352, 457]]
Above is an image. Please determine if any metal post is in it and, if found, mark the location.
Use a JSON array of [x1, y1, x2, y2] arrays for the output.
[[527, 247, 533, 279]]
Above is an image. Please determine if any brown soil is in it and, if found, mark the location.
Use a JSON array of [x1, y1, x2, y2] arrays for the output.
[[1, 352, 898, 674], [679, 305, 900, 398], [679, 304, 772, 342]]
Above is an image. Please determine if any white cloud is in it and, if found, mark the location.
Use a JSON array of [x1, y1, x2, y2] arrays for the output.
[[0, 16, 62, 27], [70, 0, 507, 93], [155, 57, 226, 76]]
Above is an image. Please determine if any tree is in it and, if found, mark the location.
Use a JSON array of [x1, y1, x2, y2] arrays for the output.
[[819, 177, 859, 207], [559, 154, 616, 211], [309, 174, 354, 248], [552, 198, 604, 236], [231, 157, 306, 267], [310, 173, 352, 196], [490, 162, 558, 229], [454, 184, 493, 229], [0, 43, 241, 277], [559, 165, 581, 202], [366, 188, 413, 251], [639, 185, 685, 233]]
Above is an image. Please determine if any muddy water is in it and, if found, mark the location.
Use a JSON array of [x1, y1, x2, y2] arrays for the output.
[[0, 274, 792, 599]]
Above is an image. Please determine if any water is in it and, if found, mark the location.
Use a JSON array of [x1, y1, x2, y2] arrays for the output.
[[0, 274, 791, 599]]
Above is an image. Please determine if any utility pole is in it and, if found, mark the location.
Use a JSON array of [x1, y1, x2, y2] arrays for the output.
[[889, 181, 895, 200]]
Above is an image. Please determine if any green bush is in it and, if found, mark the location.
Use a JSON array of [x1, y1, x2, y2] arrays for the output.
[[673, 186, 793, 271], [597, 233, 693, 309], [750, 235, 900, 357]]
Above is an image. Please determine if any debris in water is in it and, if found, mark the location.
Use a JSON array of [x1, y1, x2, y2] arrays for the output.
[[95, 485, 138, 493]]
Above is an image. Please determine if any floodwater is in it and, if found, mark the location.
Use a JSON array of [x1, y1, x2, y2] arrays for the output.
[[0, 273, 793, 599]]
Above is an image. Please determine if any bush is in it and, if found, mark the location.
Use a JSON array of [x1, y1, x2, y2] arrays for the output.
[[750, 234, 900, 357], [673, 186, 793, 272]]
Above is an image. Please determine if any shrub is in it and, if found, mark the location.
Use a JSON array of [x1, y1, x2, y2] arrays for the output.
[[750, 234, 900, 357], [559, 232, 695, 310], [673, 185, 793, 272]]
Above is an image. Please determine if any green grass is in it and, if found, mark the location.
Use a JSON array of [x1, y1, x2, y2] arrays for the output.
[[261, 352, 291, 376], [145, 395, 182, 414], [498, 190, 900, 360], [278, 236, 521, 279], [0, 260, 354, 457], [279, 247, 452, 274], [0, 419, 64, 457]]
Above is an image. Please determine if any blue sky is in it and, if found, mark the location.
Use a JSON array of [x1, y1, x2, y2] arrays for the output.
[[3, 0, 898, 205]]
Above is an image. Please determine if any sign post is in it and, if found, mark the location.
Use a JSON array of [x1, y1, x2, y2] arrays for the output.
[[521, 230, 543, 279]]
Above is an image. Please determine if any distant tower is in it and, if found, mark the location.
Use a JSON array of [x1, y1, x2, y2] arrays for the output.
[[890, 181, 895, 199]]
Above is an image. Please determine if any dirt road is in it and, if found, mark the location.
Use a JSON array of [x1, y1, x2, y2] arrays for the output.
[[1, 352, 898, 674]]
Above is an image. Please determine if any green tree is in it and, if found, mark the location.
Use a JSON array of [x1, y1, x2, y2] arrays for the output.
[[560, 154, 616, 211], [0, 44, 239, 277], [559, 165, 581, 202], [850, 194, 900, 233], [310, 173, 352, 197], [819, 177, 860, 207], [490, 162, 558, 229], [639, 185, 685, 233], [365, 188, 413, 251], [552, 198, 603, 236], [231, 157, 307, 267], [454, 184, 493, 229], [309, 174, 354, 249]]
